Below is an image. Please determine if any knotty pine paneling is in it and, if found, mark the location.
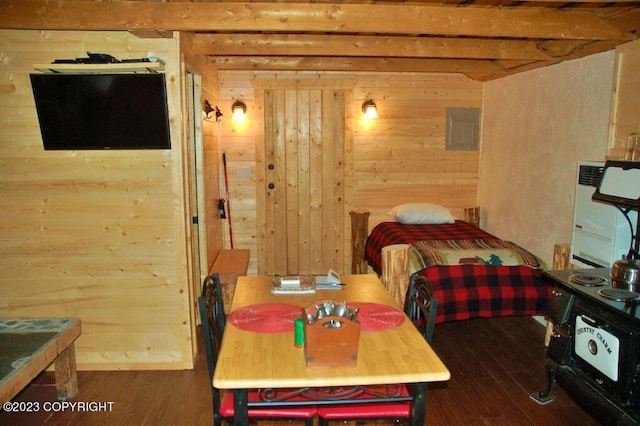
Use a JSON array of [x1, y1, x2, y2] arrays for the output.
[[353, 74, 481, 228], [0, 30, 195, 370], [182, 30, 226, 276], [219, 71, 482, 274]]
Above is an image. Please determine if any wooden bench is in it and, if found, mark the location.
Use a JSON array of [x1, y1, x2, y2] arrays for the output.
[[211, 249, 250, 313]]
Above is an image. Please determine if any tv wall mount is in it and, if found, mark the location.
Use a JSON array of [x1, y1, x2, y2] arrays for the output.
[[34, 52, 164, 74], [52, 52, 162, 65]]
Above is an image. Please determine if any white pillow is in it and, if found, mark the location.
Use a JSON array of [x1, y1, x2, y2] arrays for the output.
[[388, 203, 455, 225]]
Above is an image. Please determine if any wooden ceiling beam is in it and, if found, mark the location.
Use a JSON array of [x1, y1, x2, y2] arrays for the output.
[[128, 30, 174, 39], [209, 55, 512, 73], [537, 39, 623, 59], [0, 0, 629, 41], [600, 9, 640, 38], [473, 59, 563, 81], [525, 0, 637, 2], [193, 33, 555, 60]]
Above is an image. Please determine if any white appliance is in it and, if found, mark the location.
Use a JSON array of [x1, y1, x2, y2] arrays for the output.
[[570, 161, 637, 268]]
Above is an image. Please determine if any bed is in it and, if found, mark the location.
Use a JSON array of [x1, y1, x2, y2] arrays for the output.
[[364, 216, 552, 324]]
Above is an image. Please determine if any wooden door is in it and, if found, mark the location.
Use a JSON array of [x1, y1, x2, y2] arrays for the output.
[[256, 88, 348, 275]]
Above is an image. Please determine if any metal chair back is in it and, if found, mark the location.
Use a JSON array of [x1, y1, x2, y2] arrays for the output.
[[406, 275, 439, 343]]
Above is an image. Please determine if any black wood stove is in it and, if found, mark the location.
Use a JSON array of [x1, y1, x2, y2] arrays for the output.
[[532, 268, 640, 424]]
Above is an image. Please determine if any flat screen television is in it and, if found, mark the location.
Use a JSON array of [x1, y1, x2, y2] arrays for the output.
[[30, 73, 171, 150]]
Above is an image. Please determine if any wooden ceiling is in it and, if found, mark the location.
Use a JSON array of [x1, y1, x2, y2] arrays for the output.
[[1, 0, 639, 80]]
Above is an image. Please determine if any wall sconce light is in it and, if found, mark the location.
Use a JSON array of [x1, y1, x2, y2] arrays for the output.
[[204, 100, 223, 122], [231, 100, 247, 120], [361, 99, 378, 119]]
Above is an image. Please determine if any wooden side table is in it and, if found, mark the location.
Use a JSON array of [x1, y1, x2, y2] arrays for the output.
[[211, 249, 250, 313], [0, 318, 81, 404]]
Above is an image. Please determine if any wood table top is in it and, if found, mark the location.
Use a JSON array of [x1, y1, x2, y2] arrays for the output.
[[213, 274, 450, 389], [0, 318, 81, 404]]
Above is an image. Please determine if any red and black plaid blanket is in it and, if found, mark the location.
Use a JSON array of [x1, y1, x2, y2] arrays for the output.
[[365, 221, 552, 323], [365, 221, 496, 274]]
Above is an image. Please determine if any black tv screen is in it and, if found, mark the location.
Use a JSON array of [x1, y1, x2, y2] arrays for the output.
[[30, 73, 171, 150]]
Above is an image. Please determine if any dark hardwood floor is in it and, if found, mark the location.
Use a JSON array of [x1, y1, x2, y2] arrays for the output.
[[2, 316, 599, 425]]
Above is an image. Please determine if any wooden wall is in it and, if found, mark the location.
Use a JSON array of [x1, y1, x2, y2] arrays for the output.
[[180, 32, 225, 291], [0, 30, 195, 370], [218, 71, 482, 273], [0, 30, 483, 366], [351, 74, 482, 225]]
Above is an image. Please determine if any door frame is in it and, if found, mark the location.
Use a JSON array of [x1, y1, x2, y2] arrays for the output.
[[184, 71, 209, 332]]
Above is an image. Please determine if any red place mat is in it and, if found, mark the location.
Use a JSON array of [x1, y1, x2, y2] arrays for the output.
[[228, 303, 301, 333], [227, 302, 405, 333], [355, 302, 405, 332]]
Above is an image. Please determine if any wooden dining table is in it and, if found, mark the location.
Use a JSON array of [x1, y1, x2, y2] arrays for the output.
[[212, 273, 450, 425]]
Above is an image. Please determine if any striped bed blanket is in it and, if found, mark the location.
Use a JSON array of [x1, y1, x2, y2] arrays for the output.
[[409, 238, 543, 273]]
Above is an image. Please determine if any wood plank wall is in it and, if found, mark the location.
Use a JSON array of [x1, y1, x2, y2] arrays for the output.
[[0, 30, 194, 370], [219, 71, 483, 274], [180, 32, 225, 278]]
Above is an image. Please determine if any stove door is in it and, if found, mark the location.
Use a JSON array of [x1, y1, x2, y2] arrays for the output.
[[547, 286, 574, 325], [572, 300, 640, 407], [575, 315, 620, 381]]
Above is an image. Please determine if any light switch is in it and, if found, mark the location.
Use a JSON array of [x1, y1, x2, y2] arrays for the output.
[[236, 167, 252, 178]]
